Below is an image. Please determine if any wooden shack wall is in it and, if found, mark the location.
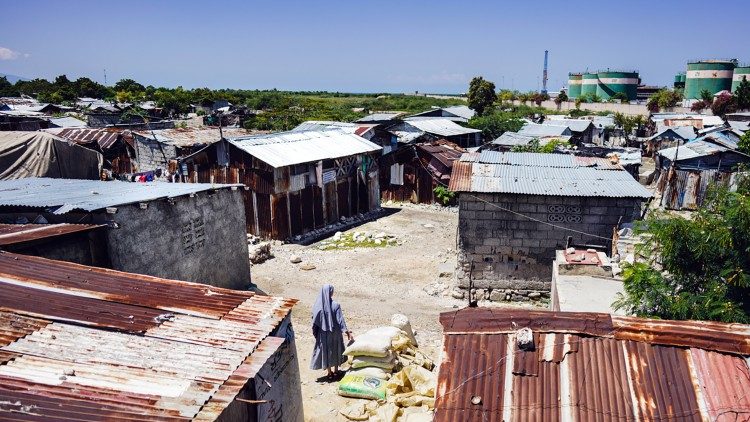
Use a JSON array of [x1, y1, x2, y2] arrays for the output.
[[186, 144, 380, 240]]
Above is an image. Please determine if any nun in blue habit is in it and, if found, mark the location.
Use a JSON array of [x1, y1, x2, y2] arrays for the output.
[[310, 284, 353, 380]]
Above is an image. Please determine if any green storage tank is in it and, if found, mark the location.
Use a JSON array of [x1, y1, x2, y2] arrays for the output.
[[580, 73, 598, 98], [596, 71, 639, 101], [567, 73, 582, 98], [680, 73, 687, 84], [684, 60, 735, 99], [732, 66, 750, 92], [674, 73, 686, 89]]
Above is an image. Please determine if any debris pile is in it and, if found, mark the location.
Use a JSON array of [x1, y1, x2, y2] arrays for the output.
[[338, 314, 436, 421], [248, 242, 273, 264], [318, 231, 401, 250]]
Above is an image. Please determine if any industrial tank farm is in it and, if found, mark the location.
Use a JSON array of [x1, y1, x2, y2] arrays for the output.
[[580, 73, 599, 98], [567, 73, 582, 98], [567, 70, 639, 101], [733, 65, 750, 92], [684, 60, 735, 99], [595, 71, 639, 101]]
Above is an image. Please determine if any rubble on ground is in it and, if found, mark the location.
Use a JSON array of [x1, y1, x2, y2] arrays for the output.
[[318, 230, 401, 250], [248, 236, 273, 264]]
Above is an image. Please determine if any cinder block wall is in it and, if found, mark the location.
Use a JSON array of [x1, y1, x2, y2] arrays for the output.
[[134, 137, 176, 173], [455, 192, 641, 302], [106, 188, 251, 289]]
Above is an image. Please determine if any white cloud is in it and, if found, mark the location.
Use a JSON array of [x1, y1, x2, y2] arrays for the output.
[[0, 47, 21, 60]]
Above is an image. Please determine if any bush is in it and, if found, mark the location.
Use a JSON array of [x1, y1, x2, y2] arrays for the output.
[[433, 186, 455, 206]]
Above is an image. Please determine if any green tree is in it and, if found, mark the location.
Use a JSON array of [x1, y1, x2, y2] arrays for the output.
[[554, 91, 568, 105], [468, 112, 524, 140], [611, 92, 629, 103], [735, 76, 750, 110], [467, 76, 497, 116], [0, 76, 18, 96], [738, 131, 750, 155], [614, 187, 750, 323], [700, 89, 714, 104], [114, 78, 145, 93]]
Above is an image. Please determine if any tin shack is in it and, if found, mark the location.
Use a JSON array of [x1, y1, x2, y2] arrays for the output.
[[181, 129, 382, 240]]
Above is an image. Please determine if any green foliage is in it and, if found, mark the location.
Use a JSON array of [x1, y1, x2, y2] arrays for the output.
[[739, 131, 750, 155], [467, 76, 497, 116], [468, 111, 524, 141], [647, 89, 682, 113], [613, 112, 644, 136], [511, 138, 570, 153], [0, 76, 19, 97], [498, 89, 516, 103], [700, 89, 714, 103], [578, 93, 601, 103], [611, 92, 629, 103], [554, 91, 568, 105], [735, 76, 750, 110], [433, 186, 455, 206], [614, 187, 750, 323]]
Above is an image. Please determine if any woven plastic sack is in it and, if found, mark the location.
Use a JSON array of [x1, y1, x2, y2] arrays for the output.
[[338, 373, 387, 401]]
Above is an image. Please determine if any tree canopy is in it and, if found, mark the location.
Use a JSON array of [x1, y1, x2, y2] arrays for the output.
[[467, 76, 497, 117], [614, 187, 750, 323]]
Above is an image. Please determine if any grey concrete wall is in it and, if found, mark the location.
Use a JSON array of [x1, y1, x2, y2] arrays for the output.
[[106, 188, 251, 289], [513, 100, 695, 117], [134, 136, 176, 173], [455, 192, 641, 302]]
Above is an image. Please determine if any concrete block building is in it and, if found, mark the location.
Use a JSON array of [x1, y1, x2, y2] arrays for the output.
[[449, 151, 651, 302], [0, 178, 251, 289]]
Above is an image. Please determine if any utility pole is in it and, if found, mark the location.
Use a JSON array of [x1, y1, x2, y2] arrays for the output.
[[103, 68, 107, 86], [542, 50, 549, 95]]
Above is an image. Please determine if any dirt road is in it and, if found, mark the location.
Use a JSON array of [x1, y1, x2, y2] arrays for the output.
[[251, 203, 531, 421]]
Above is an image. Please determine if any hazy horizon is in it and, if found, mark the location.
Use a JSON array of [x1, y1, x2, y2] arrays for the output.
[[2, 0, 749, 94]]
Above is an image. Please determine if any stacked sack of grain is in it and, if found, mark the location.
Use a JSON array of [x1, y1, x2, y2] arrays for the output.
[[338, 314, 437, 422]]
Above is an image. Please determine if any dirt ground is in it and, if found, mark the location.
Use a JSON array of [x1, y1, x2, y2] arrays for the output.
[[251, 203, 474, 421]]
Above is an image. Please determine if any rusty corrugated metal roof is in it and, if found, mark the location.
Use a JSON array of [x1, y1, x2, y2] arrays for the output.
[[54, 127, 126, 149], [0, 223, 103, 246], [0, 251, 297, 421], [436, 308, 750, 422]]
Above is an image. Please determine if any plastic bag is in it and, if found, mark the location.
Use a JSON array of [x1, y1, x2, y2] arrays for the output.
[[391, 314, 418, 347], [338, 373, 387, 401], [386, 365, 435, 398]]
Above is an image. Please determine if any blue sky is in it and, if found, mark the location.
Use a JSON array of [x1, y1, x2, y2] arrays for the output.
[[1, 0, 748, 93]]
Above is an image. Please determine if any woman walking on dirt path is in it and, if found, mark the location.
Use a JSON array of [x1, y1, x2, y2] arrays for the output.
[[310, 284, 353, 381]]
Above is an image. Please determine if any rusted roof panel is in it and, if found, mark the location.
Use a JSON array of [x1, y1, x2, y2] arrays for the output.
[[435, 333, 507, 422], [54, 127, 124, 149], [0, 252, 253, 319], [0, 251, 297, 421], [0, 223, 102, 246], [436, 309, 750, 422], [690, 348, 750, 420]]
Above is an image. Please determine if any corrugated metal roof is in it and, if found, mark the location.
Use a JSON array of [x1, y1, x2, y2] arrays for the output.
[[435, 308, 750, 422], [292, 120, 357, 132], [48, 116, 87, 128], [460, 151, 621, 169], [647, 126, 696, 141], [518, 123, 572, 137], [405, 119, 481, 137], [493, 132, 572, 147], [227, 129, 381, 168], [658, 140, 730, 161], [134, 127, 253, 147], [0, 177, 242, 215], [0, 223, 103, 246], [450, 162, 652, 198], [53, 127, 124, 149], [543, 118, 594, 132], [450, 152, 650, 198], [355, 112, 405, 123], [0, 251, 296, 421]]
